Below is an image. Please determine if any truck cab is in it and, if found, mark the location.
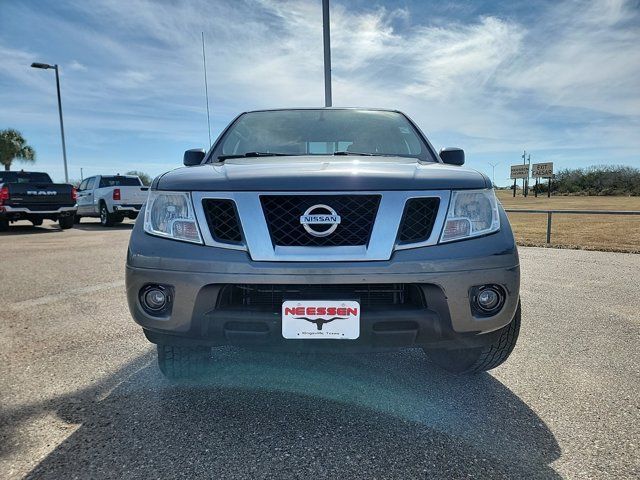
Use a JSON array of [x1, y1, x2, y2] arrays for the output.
[[76, 175, 148, 226]]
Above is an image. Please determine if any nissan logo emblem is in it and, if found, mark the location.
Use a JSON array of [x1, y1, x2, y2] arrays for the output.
[[299, 204, 341, 237]]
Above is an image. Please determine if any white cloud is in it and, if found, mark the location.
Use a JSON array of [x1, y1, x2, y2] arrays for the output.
[[69, 60, 87, 71], [499, 0, 640, 117]]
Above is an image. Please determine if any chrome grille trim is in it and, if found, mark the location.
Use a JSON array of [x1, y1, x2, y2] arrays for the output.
[[191, 191, 451, 261]]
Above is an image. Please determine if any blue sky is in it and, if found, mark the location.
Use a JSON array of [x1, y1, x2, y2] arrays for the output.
[[1, 0, 639, 185]]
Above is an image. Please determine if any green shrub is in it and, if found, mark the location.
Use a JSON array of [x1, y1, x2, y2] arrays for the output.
[[549, 165, 640, 196]]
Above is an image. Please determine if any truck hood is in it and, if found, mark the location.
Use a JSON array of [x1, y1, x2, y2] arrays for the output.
[[156, 156, 489, 191]]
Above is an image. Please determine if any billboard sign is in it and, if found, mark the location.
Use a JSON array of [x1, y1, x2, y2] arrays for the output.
[[510, 164, 530, 179], [532, 162, 554, 178]]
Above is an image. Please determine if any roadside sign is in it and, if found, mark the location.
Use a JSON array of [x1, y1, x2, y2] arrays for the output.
[[510, 164, 529, 179], [532, 162, 553, 178]]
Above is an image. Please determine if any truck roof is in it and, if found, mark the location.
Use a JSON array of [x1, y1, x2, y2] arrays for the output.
[[242, 107, 403, 115]]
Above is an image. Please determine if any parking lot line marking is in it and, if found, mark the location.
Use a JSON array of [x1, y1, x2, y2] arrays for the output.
[[10, 280, 125, 309]]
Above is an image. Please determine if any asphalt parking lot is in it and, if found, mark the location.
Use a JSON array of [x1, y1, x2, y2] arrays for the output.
[[1, 220, 638, 479]]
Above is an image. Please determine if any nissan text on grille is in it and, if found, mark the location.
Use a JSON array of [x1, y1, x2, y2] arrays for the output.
[[125, 108, 520, 379]]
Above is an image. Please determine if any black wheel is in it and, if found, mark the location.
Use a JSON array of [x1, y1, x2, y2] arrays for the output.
[[31, 218, 43, 226], [0, 218, 8, 232], [426, 301, 521, 374], [59, 215, 74, 230], [74, 215, 82, 224], [157, 345, 211, 380], [100, 203, 115, 227]]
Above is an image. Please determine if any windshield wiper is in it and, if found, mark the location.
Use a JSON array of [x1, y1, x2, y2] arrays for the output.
[[332, 151, 378, 156], [217, 152, 296, 161]]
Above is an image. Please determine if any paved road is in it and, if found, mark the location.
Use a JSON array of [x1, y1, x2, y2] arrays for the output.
[[1, 220, 638, 479]]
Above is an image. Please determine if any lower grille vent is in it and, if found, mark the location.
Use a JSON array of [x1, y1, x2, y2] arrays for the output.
[[217, 284, 425, 312]]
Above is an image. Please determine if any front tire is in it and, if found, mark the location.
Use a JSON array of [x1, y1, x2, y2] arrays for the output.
[[0, 218, 9, 232], [59, 215, 74, 230], [100, 203, 115, 227], [157, 345, 211, 380], [426, 301, 521, 374], [31, 218, 43, 226]]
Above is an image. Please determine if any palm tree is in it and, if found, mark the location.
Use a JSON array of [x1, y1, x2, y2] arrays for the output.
[[0, 129, 36, 171]]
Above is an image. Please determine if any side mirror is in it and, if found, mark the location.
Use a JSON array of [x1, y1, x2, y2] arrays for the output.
[[439, 147, 465, 166], [183, 148, 206, 166]]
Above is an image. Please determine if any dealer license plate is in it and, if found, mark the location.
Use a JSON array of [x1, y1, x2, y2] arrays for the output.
[[281, 300, 360, 340]]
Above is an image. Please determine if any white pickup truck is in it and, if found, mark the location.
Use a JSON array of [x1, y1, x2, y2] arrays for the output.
[[75, 175, 148, 226]]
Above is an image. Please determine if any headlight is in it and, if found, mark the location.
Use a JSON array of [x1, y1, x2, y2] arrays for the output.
[[143, 190, 202, 244], [440, 189, 500, 242]]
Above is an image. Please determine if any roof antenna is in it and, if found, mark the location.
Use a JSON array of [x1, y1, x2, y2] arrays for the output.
[[322, 0, 332, 107], [201, 32, 212, 148]]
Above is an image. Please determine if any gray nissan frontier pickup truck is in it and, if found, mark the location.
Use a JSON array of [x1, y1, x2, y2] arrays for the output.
[[126, 108, 520, 379]]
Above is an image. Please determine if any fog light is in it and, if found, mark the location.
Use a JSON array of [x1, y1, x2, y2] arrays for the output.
[[145, 289, 167, 310], [478, 289, 499, 310], [471, 285, 505, 316], [140, 284, 173, 315]]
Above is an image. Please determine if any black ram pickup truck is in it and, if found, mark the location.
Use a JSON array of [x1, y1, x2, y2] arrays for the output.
[[0, 171, 77, 231]]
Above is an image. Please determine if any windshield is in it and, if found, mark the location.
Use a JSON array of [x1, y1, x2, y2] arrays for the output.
[[211, 109, 436, 162], [0, 172, 52, 184]]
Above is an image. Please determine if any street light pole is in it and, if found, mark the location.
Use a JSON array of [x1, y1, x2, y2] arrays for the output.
[[526, 153, 531, 198], [53, 65, 69, 183], [488, 162, 499, 187], [31, 62, 69, 183], [522, 150, 527, 198], [322, 0, 332, 107]]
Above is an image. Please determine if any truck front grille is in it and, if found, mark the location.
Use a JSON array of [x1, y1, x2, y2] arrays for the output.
[[202, 199, 243, 244], [260, 195, 380, 247], [217, 283, 425, 311], [397, 198, 440, 244]]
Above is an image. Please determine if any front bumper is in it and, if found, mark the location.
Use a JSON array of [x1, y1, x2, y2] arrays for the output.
[[126, 208, 520, 351]]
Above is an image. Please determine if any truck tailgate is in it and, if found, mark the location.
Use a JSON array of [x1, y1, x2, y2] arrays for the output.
[[116, 186, 148, 205], [5, 183, 76, 210]]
